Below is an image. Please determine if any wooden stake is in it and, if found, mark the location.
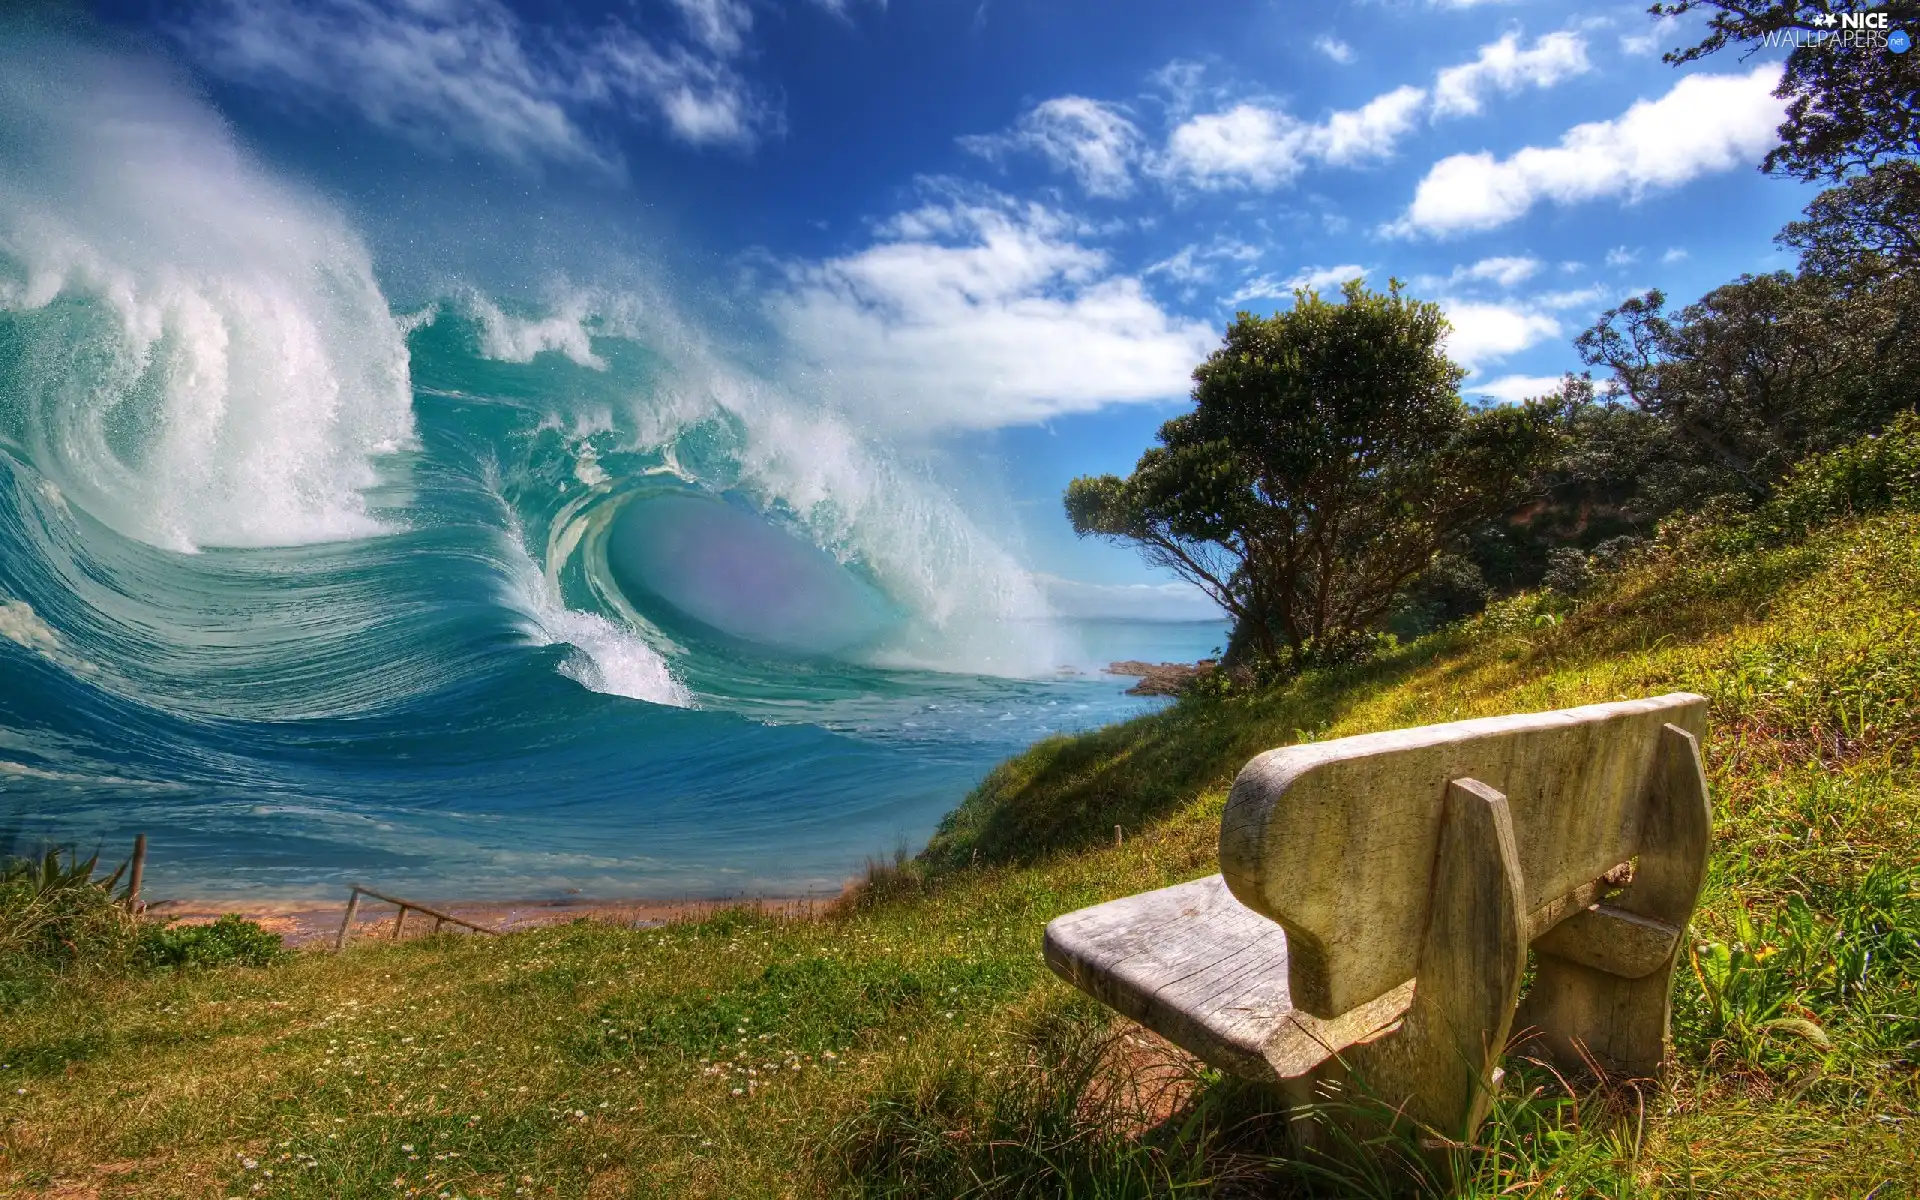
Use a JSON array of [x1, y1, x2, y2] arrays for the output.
[[336, 888, 362, 951]]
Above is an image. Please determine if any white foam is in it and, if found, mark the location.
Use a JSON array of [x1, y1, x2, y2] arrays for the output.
[[471, 281, 1064, 677], [488, 484, 691, 707], [465, 288, 611, 369], [545, 605, 691, 705], [0, 34, 414, 551], [0, 599, 60, 654]]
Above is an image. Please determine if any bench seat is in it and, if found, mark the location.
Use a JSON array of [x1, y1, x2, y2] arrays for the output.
[[1043, 875, 1415, 1080]]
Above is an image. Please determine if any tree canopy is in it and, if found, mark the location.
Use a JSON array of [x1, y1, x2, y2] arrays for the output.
[[1065, 281, 1560, 672], [1653, 0, 1919, 181]]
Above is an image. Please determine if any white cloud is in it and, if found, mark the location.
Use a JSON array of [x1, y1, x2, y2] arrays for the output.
[[1287, 263, 1368, 292], [1222, 274, 1288, 305], [1621, 15, 1680, 56], [1433, 31, 1592, 119], [1160, 86, 1426, 189], [961, 97, 1145, 198], [1465, 373, 1569, 403], [1319, 86, 1429, 165], [1161, 105, 1304, 189], [666, 0, 752, 56], [1039, 576, 1224, 621], [176, 0, 775, 167], [1661, 246, 1689, 264], [1469, 256, 1542, 287], [1220, 263, 1366, 307], [1315, 35, 1357, 64], [587, 36, 771, 149], [1394, 65, 1785, 236], [1147, 59, 1211, 118], [1415, 255, 1543, 292], [768, 195, 1218, 430], [1147, 240, 1266, 300], [1606, 245, 1641, 267], [1439, 299, 1561, 369], [1533, 284, 1611, 310], [1146, 246, 1211, 286]]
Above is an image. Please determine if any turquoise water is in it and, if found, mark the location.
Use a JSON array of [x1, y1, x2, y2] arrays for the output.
[[0, 308, 1225, 902], [0, 39, 1224, 901]]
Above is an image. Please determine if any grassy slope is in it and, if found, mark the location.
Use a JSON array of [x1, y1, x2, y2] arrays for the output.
[[2, 512, 1917, 1198]]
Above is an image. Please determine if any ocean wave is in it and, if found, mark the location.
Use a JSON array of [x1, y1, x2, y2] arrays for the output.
[[0, 23, 1203, 899], [0, 31, 413, 553]]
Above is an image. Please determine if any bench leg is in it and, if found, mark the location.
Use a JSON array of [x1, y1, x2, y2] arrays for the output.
[[1516, 724, 1711, 1080], [1339, 777, 1528, 1147]]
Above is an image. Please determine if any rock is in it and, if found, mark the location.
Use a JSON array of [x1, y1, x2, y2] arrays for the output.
[[1105, 660, 1217, 696]]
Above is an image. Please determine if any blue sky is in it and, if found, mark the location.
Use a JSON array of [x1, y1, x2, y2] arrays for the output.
[[94, 0, 1821, 617]]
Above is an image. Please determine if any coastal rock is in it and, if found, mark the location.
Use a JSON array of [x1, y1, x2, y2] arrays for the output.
[[1105, 659, 1217, 696]]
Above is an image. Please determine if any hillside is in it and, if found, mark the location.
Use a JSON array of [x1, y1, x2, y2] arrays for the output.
[[3, 498, 1918, 1196]]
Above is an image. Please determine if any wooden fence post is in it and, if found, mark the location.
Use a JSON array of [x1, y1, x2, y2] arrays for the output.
[[337, 888, 362, 951]]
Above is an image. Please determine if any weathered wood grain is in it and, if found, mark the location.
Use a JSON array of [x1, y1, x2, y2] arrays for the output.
[[1340, 778, 1528, 1141], [1530, 904, 1679, 980], [1516, 723, 1711, 1077], [1219, 693, 1707, 1018], [1044, 876, 1412, 1080]]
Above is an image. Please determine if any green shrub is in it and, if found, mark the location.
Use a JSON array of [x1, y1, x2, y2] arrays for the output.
[[1676, 866, 1920, 1074], [1729, 411, 1920, 550], [0, 848, 136, 970], [136, 914, 284, 969]]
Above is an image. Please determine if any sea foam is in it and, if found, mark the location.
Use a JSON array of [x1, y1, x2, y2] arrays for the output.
[[0, 32, 414, 552]]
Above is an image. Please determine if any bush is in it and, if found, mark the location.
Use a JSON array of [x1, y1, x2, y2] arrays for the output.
[[1735, 411, 1920, 549], [0, 848, 136, 972], [0, 848, 284, 1005], [136, 914, 285, 969], [1541, 547, 1595, 597]]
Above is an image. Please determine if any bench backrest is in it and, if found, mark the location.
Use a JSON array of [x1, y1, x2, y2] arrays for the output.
[[1219, 693, 1707, 1019]]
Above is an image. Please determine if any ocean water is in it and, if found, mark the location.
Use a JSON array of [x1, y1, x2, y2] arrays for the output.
[[0, 32, 1224, 903]]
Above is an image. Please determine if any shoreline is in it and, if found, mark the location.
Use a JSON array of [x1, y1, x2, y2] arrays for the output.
[[144, 891, 835, 948]]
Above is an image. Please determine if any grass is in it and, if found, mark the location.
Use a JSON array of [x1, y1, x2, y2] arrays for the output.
[[3, 502, 1919, 1196]]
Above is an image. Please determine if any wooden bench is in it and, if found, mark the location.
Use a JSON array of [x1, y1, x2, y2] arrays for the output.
[[1044, 693, 1711, 1145]]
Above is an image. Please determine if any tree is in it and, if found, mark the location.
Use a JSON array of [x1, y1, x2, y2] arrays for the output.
[[1779, 158, 1920, 276], [1064, 281, 1561, 673], [1652, 0, 1919, 181], [1576, 270, 1920, 502]]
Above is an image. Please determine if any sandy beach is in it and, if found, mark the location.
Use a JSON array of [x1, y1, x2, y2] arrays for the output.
[[142, 891, 836, 948]]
